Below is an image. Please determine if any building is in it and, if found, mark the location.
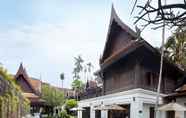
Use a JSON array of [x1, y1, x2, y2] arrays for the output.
[[55, 86, 76, 99], [78, 6, 185, 118], [80, 80, 102, 100], [14, 63, 75, 114], [15, 63, 47, 113]]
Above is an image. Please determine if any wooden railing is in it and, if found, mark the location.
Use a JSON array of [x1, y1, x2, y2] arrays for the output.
[[80, 87, 102, 100]]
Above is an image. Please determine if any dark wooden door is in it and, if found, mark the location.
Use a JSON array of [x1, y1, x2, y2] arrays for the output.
[[95, 110, 101, 118], [150, 107, 155, 118], [166, 111, 175, 118]]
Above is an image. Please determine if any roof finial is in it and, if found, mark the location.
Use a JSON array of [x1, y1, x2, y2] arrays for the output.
[[15, 62, 25, 78], [111, 2, 114, 10], [110, 3, 118, 20], [18, 62, 24, 72]]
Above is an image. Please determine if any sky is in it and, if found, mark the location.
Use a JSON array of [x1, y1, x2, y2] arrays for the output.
[[0, 0, 176, 88]]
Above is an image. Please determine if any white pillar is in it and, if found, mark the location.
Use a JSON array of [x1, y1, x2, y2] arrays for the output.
[[175, 111, 184, 118], [101, 110, 108, 118], [90, 106, 95, 118], [130, 99, 143, 118], [156, 111, 166, 118], [78, 110, 82, 118], [160, 111, 166, 118]]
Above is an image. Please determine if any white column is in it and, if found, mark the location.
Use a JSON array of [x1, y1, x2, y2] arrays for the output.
[[130, 99, 143, 118], [175, 111, 184, 118], [156, 111, 166, 118], [160, 111, 166, 118], [101, 110, 108, 118], [90, 106, 95, 118], [78, 110, 82, 118]]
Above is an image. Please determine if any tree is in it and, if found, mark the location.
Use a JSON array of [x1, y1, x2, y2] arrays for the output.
[[71, 79, 85, 100], [0, 66, 30, 118], [132, 1, 186, 117], [41, 84, 65, 107], [165, 28, 186, 70], [65, 99, 77, 110], [60, 73, 65, 88], [86, 62, 94, 80], [133, 0, 186, 29], [73, 55, 84, 80]]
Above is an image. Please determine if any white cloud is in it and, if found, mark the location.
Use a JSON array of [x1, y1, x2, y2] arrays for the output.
[[0, 19, 107, 88], [0, 0, 176, 88]]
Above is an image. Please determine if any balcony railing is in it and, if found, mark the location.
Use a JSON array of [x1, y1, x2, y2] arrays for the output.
[[80, 87, 102, 100]]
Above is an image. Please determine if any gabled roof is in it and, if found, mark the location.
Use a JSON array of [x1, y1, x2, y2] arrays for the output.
[[100, 5, 137, 63], [29, 77, 41, 93], [99, 6, 184, 75], [100, 40, 144, 69], [15, 63, 39, 94], [166, 84, 186, 98], [108, 5, 137, 39], [100, 37, 183, 74]]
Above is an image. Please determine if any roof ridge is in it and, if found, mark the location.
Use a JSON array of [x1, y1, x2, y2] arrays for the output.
[[110, 5, 137, 38], [15, 63, 39, 94], [100, 5, 138, 63]]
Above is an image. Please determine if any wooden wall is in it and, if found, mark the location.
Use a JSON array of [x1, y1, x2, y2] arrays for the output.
[[103, 53, 137, 95], [16, 75, 33, 93], [102, 47, 180, 95]]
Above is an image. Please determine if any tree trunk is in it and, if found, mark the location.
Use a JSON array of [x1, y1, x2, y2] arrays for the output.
[[155, 18, 166, 118]]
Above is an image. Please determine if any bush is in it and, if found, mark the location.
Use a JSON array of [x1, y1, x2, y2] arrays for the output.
[[59, 110, 70, 118], [65, 99, 77, 110]]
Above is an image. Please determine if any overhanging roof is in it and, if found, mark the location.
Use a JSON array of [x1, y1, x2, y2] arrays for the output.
[[100, 5, 137, 63], [99, 6, 184, 75]]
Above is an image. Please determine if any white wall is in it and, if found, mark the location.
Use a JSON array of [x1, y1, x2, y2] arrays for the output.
[[143, 104, 152, 118], [78, 88, 167, 118]]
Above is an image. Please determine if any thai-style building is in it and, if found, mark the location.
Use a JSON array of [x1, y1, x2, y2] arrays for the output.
[[78, 6, 186, 118], [14, 63, 47, 114], [54, 86, 76, 99], [14, 63, 75, 114]]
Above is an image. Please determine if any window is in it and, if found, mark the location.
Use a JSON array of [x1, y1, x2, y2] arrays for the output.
[[145, 72, 158, 86], [166, 111, 175, 118]]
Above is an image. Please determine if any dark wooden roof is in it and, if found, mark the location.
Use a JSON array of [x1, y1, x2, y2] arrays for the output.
[[15, 63, 38, 94], [100, 5, 137, 63], [86, 80, 98, 89], [99, 6, 184, 76], [166, 84, 186, 98], [101, 40, 144, 70]]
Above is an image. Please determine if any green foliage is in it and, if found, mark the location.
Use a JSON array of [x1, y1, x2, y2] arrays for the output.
[[73, 55, 84, 80], [60, 73, 65, 81], [46, 116, 53, 118], [71, 79, 84, 91], [41, 84, 65, 107], [59, 110, 70, 118], [87, 62, 93, 73], [0, 66, 30, 118], [71, 79, 85, 96], [165, 28, 186, 70], [60, 73, 65, 88], [65, 99, 77, 110], [71, 79, 85, 100]]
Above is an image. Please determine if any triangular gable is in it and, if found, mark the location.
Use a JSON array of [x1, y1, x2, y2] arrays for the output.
[[15, 63, 37, 94], [98, 5, 184, 79], [100, 5, 137, 64], [100, 37, 184, 77]]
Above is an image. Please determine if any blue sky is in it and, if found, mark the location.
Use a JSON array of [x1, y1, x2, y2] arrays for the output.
[[0, 0, 172, 88]]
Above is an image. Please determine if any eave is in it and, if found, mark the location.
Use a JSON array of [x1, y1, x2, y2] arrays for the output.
[[100, 5, 137, 63]]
